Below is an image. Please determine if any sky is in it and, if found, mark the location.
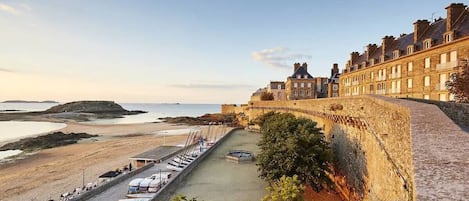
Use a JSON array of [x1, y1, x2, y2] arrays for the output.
[[0, 0, 462, 103]]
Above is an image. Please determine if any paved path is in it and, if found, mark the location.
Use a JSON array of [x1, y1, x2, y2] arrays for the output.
[[87, 152, 193, 201], [373, 95, 469, 200]]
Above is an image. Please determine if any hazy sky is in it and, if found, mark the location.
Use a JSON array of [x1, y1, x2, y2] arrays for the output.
[[0, 0, 460, 103]]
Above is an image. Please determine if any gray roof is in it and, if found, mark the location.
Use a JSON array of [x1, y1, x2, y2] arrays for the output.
[[289, 66, 313, 79]]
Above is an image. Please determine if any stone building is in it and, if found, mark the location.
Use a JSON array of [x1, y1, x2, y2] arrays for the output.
[[250, 87, 267, 101], [339, 3, 469, 101], [314, 77, 329, 98], [285, 62, 317, 100], [327, 63, 341, 97], [267, 81, 286, 101]]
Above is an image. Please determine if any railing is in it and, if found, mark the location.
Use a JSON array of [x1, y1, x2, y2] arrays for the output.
[[376, 89, 386, 95], [389, 88, 401, 94], [435, 83, 448, 91], [377, 75, 386, 81], [390, 72, 401, 79], [436, 61, 458, 71]]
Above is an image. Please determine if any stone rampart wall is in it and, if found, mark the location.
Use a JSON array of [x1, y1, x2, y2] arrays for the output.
[[247, 96, 414, 201], [403, 98, 469, 128]]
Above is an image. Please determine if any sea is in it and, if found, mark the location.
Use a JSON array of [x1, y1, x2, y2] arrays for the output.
[[0, 102, 221, 159]]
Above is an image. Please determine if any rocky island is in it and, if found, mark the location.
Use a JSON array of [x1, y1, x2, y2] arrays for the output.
[[0, 101, 146, 122]]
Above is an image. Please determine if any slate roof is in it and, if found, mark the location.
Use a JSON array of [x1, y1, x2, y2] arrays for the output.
[[289, 66, 313, 79], [349, 7, 469, 68]]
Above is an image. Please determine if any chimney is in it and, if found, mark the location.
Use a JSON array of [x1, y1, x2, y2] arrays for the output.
[[446, 3, 467, 32], [382, 36, 395, 55], [350, 52, 360, 65], [293, 62, 301, 72], [302, 62, 308, 72], [331, 63, 339, 76], [366, 44, 377, 60], [413, 20, 430, 43]]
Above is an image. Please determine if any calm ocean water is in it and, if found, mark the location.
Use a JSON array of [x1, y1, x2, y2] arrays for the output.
[[0, 103, 221, 159]]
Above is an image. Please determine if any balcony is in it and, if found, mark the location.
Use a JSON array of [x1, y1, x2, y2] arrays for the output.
[[436, 61, 458, 71], [375, 89, 386, 95], [352, 81, 359, 86], [389, 88, 401, 94], [435, 83, 448, 91], [390, 72, 401, 79], [377, 75, 386, 81]]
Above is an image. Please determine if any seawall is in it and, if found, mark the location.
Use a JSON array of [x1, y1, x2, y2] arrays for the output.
[[239, 95, 468, 200]]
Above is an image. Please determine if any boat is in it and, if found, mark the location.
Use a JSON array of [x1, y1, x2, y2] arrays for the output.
[[128, 178, 145, 194], [225, 150, 254, 163]]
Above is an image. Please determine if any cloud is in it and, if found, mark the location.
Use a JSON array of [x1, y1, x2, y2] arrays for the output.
[[252, 47, 312, 69], [0, 3, 20, 15], [0, 68, 14, 73], [171, 83, 254, 89]]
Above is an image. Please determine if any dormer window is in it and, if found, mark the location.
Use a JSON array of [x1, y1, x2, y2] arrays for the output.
[[297, 75, 301, 79], [361, 61, 367, 68], [407, 45, 414, 55], [369, 59, 375, 66], [444, 32, 453, 43], [423, 39, 432, 50], [303, 75, 308, 79], [393, 50, 400, 59], [380, 55, 385, 63]]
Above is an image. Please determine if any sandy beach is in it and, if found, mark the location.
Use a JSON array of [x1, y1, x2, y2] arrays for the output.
[[0, 122, 196, 201]]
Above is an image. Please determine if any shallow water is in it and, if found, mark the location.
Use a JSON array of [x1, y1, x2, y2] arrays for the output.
[[173, 130, 268, 201], [0, 121, 66, 142], [0, 149, 22, 160]]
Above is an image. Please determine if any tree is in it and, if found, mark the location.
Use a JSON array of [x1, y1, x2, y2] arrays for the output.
[[262, 175, 305, 201], [256, 112, 333, 192], [172, 195, 202, 201], [260, 92, 275, 101], [446, 61, 469, 103]]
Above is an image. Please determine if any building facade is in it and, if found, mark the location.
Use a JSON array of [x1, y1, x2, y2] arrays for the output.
[[286, 62, 317, 100], [250, 87, 266, 101], [314, 77, 329, 98], [327, 63, 341, 97], [267, 81, 286, 101], [339, 3, 469, 101]]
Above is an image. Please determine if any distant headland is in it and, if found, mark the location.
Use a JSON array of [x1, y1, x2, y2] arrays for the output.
[[1, 100, 59, 103], [0, 100, 146, 122]]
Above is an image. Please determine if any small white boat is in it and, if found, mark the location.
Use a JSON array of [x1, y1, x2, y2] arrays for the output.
[[138, 178, 153, 192], [128, 178, 145, 194]]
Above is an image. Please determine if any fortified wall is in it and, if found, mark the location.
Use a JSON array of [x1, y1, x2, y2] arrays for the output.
[[226, 95, 469, 200]]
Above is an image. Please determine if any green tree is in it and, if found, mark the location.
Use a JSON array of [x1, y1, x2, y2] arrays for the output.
[[172, 194, 202, 201], [446, 61, 469, 103], [257, 112, 333, 191], [262, 175, 305, 201]]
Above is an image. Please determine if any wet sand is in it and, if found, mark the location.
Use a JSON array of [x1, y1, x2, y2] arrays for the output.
[[0, 122, 193, 201]]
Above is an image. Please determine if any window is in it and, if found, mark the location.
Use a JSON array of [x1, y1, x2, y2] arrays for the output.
[[307, 83, 311, 88], [444, 32, 452, 43], [371, 72, 374, 80], [407, 79, 413, 88], [383, 69, 386, 80], [333, 85, 338, 90], [407, 45, 414, 54], [425, 57, 430, 68], [306, 90, 310, 97], [397, 65, 401, 76], [424, 76, 430, 86], [303, 75, 308, 79], [297, 75, 301, 79], [450, 51, 457, 61], [423, 39, 432, 49], [362, 86, 365, 93], [300, 83, 304, 88], [407, 62, 413, 72], [300, 90, 304, 96], [449, 93, 455, 101], [424, 94, 430, 100], [370, 84, 374, 91], [370, 59, 375, 66], [277, 84, 282, 90], [294, 83, 298, 88], [439, 94, 447, 101], [393, 50, 400, 59], [440, 53, 447, 64]]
